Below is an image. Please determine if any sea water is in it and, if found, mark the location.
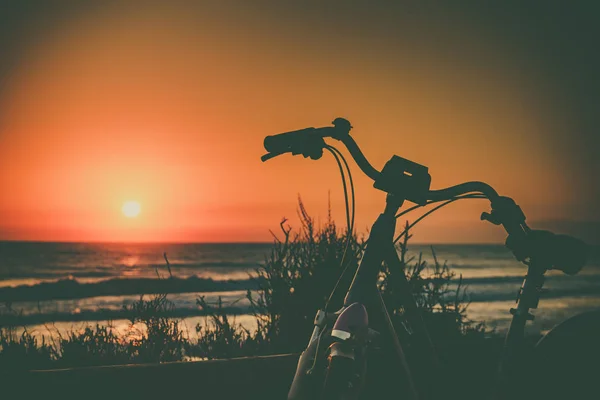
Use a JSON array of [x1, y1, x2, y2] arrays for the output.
[[1, 241, 598, 340]]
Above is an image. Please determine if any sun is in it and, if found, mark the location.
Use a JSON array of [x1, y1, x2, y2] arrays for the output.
[[122, 201, 141, 218]]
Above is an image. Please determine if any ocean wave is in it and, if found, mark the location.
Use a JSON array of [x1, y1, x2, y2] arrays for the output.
[[1, 271, 598, 304], [166, 261, 262, 268], [0, 271, 117, 280], [464, 288, 600, 303], [0, 261, 263, 280], [2, 291, 598, 327], [0, 276, 261, 303], [0, 305, 250, 326], [457, 274, 600, 286]]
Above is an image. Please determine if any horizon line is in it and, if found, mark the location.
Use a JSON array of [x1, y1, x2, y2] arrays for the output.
[[0, 238, 515, 246]]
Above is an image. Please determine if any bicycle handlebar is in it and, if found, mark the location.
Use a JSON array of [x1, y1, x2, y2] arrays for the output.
[[339, 136, 381, 181], [261, 118, 496, 202], [261, 118, 589, 275], [262, 118, 381, 181], [428, 182, 499, 202]]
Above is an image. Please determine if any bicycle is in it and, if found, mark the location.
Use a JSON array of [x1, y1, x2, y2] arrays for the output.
[[260, 118, 595, 400]]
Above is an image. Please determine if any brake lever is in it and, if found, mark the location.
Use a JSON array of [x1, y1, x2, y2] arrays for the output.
[[480, 211, 502, 225], [261, 152, 282, 162]]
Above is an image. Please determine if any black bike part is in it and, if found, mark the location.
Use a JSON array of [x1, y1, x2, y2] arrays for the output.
[[531, 310, 600, 400], [550, 234, 589, 275], [317, 145, 356, 315], [483, 196, 529, 243], [374, 288, 419, 400], [264, 127, 314, 154], [373, 155, 432, 205], [505, 230, 589, 275], [339, 196, 422, 399], [262, 118, 353, 160], [261, 119, 383, 183], [321, 304, 369, 399], [264, 129, 326, 160], [393, 194, 488, 244], [338, 136, 381, 181], [495, 229, 590, 399], [343, 201, 398, 307], [260, 118, 593, 400], [428, 181, 499, 202], [321, 346, 357, 400], [499, 260, 547, 366]]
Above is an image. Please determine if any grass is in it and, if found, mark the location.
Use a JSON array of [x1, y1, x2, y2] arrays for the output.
[[0, 199, 489, 371]]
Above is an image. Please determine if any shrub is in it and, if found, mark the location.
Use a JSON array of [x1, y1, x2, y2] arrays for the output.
[[246, 198, 362, 354], [381, 221, 488, 343], [247, 200, 487, 355], [57, 324, 131, 367], [193, 296, 264, 359], [123, 293, 187, 363], [0, 327, 55, 372]]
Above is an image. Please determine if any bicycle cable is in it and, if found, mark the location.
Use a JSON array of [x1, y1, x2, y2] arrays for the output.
[[328, 145, 356, 236], [345, 195, 489, 254], [394, 193, 484, 221], [323, 145, 356, 314], [393, 193, 487, 244], [305, 145, 356, 376], [324, 146, 352, 238]]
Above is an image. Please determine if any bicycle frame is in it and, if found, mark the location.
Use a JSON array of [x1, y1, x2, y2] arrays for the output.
[[288, 193, 435, 400], [262, 118, 588, 400]]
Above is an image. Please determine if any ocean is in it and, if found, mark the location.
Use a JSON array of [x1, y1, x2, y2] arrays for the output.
[[1, 241, 599, 340]]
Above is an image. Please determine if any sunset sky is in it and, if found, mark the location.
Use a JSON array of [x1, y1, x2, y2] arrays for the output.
[[0, 2, 598, 244]]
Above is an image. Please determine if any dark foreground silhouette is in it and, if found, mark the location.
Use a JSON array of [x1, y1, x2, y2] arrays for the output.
[[262, 118, 596, 400]]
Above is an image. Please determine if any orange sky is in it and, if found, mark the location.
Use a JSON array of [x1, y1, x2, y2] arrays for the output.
[[0, 2, 598, 243]]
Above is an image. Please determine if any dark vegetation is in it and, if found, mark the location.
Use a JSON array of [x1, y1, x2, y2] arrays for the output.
[[0, 201, 492, 373]]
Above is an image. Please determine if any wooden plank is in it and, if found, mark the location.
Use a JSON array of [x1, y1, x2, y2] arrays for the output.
[[5, 353, 301, 399]]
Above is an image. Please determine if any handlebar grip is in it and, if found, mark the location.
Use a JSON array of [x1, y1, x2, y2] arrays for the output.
[[264, 128, 315, 153], [264, 120, 350, 154]]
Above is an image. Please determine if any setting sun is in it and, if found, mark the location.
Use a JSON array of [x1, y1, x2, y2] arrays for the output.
[[122, 201, 141, 218]]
